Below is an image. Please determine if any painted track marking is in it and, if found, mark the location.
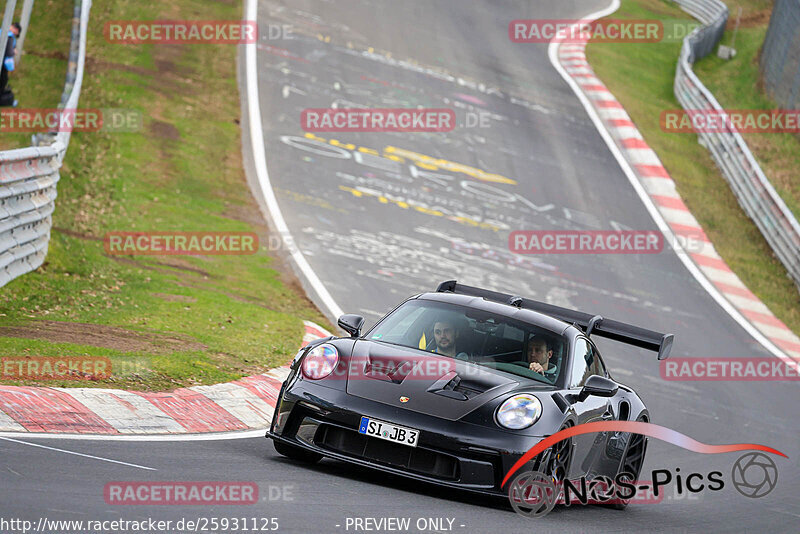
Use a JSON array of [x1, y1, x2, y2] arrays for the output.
[[0, 436, 157, 470]]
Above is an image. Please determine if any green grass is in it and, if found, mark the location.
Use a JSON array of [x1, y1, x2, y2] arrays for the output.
[[0, 0, 331, 390], [585, 0, 800, 336]]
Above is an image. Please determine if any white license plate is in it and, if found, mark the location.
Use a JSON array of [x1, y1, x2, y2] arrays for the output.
[[358, 416, 419, 447]]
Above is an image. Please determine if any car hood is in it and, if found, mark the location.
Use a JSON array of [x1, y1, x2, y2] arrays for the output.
[[345, 340, 522, 420]]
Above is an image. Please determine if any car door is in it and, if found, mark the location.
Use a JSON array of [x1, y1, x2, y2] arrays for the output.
[[566, 337, 617, 480]]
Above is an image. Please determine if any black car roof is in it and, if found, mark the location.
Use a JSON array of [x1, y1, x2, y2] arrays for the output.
[[413, 291, 575, 337]]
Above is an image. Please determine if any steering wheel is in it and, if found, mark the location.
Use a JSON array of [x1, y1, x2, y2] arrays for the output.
[[510, 361, 557, 375]]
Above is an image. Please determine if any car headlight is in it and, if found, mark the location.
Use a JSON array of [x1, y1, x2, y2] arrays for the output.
[[301, 344, 338, 380], [496, 394, 542, 430]]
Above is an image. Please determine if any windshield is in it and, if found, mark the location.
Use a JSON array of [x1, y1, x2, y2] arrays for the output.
[[366, 299, 567, 384]]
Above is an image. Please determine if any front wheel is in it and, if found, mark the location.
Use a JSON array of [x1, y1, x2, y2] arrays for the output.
[[608, 415, 648, 510], [273, 439, 323, 463], [542, 421, 574, 485]]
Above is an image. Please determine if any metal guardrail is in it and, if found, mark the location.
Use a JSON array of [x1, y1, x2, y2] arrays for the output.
[[672, 0, 800, 292], [0, 0, 90, 287]]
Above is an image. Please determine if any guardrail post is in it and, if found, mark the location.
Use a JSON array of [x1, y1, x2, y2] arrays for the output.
[[15, 0, 33, 64]]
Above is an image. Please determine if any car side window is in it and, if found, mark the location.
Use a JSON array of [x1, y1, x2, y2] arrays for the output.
[[589, 343, 607, 378], [569, 338, 593, 388]]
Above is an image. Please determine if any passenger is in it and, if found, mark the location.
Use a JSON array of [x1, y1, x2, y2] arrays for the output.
[[431, 319, 469, 360]]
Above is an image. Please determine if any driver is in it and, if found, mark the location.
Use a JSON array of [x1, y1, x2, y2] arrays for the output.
[[527, 337, 554, 374]]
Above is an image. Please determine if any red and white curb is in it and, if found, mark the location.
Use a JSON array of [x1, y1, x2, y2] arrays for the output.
[[553, 30, 800, 366], [0, 321, 332, 434]]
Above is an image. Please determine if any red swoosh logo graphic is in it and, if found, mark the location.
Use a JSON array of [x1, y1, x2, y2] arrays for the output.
[[501, 420, 787, 488]]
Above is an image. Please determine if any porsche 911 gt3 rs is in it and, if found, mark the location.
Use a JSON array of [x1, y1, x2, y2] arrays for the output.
[[267, 281, 673, 507]]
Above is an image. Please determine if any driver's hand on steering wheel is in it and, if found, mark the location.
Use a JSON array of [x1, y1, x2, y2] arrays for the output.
[[529, 361, 545, 373]]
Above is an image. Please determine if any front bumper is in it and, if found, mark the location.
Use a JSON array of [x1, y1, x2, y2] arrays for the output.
[[267, 379, 546, 497]]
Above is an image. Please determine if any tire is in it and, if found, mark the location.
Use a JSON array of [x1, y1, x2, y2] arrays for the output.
[[273, 439, 323, 463], [508, 422, 573, 517], [543, 421, 574, 485], [607, 415, 648, 510]]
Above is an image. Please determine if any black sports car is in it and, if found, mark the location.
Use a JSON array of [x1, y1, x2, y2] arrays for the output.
[[267, 281, 673, 505]]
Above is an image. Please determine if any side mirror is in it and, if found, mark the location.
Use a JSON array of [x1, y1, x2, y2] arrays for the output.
[[338, 314, 364, 338], [580, 375, 619, 399]]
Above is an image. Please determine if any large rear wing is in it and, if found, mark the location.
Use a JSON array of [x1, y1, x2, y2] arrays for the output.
[[435, 281, 674, 360]]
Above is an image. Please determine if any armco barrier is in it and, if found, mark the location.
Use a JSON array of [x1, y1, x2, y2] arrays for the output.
[[0, 0, 90, 287], [672, 0, 800, 292]]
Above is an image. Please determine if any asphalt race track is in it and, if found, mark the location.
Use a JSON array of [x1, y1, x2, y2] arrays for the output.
[[2, 1, 798, 532]]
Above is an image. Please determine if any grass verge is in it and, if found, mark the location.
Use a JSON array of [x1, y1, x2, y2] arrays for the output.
[[0, 0, 330, 390], [585, 0, 800, 336]]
